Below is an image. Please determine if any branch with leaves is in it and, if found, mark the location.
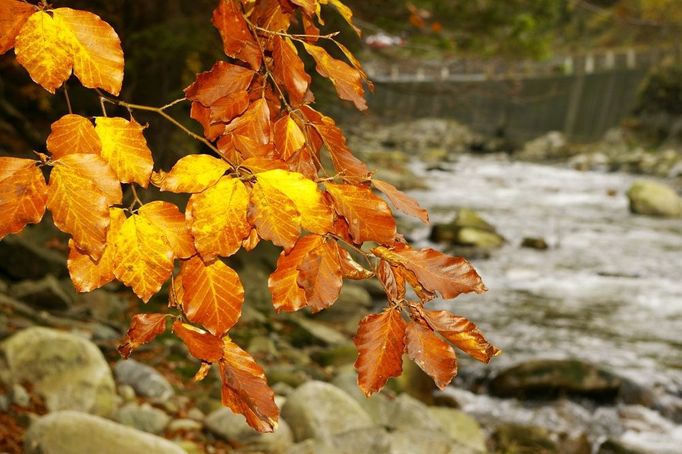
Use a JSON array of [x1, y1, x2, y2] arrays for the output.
[[0, 0, 499, 433]]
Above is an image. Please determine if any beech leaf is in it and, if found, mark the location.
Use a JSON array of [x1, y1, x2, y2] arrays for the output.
[[184, 60, 255, 107], [373, 179, 429, 224], [303, 42, 366, 110], [422, 309, 501, 363], [95, 117, 154, 188], [0, 0, 35, 55], [118, 313, 169, 358], [272, 36, 310, 105], [172, 320, 224, 363], [296, 237, 343, 312], [152, 154, 229, 194], [0, 157, 47, 240], [405, 321, 457, 390], [212, 0, 261, 70], [138, 201, 196, 259], [268, 235, 322, 312], [46, 114, 102, 159]]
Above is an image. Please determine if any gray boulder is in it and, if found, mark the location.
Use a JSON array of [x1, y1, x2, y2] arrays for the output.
[[205, 407, 294, 453], [430, 208, 504, 250], [0, 327, 117, 416], [281, 381, 373, 442], [518, 131, 570, 161], [428, 407, 487, 453], [24, 411, 186, 454], [114, 359, 174, 403], [115, 403, 171, 434], [626, 180, 682, 217]]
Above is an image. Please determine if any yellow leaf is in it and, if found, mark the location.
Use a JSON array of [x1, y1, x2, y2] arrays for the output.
[[67, 207, 126, 292], [249, 179, 300, 250], [0, 0, 35, 55], [113, 213, 174, 302], [256, 169, 332, 235], [320, 0, 361, 35], [47, 153, 121, 259], [46, 114, 101, 159], [186, 176, 250, 261], [152, 154, 229, 194], [180, 256, 244, 337], [14, 8, 124, 95], [0, 157, 47, 240], [138, 201, 196, 259], [95, 117, 154, 188]]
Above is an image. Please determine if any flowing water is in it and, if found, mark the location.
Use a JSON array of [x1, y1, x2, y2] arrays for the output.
[[406, 155, 682, 452]]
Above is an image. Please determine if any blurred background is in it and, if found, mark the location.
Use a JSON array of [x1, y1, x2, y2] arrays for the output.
[[1, 1, 681, 453]]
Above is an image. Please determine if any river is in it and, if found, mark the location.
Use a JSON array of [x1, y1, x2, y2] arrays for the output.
[[406, 155, 682, 452]]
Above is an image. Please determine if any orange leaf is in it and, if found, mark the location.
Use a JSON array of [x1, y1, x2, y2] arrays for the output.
[[210, 90, 250, 124], [249, 178, 300, 250], [95, 117, 154, 188], [290, 0, 318, 17], [180, 256, 244, 337], [219, 336, 279, 432], [184, 61, 255, 107], [172, 320, 224, 363], [212, 0, 262, 70], [354, 307, 406, 396], [268, 235, 322, 312], [186, 176, 250, 261], [67, 207, 126, 292], [14, 9, 124, 95], [152, 154, 229, 194], [320, 0, 361, 35], [373, 179, 428, 224], [113, 212, 174, 302], [273, 114, 306, 160], [374, 245, 486, 300], [241, 157, 288, 174], [338, 248, 373, 280], [223, 99, 272, 158], [376, 260, 406, 303], [46, 114, 101, 159], [118, 313, 169, 358], [190, 102, 225, 141], [405, 321, 457, 390], [48, 153, 121, 259], [296, 237, 343, 312], [421, 309, 501, 363], [0, 157, 47, 240], [251, 0, 292, 33], [325, 183, 396, 244], [272, 36, 310, 105], [138, 201, 196, 259], [0, 0, 35, 54], [303, 42, 366, 110]]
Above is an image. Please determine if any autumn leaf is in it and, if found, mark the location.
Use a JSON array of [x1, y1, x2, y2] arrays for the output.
[[67, 207, 126, 292], [14, 8, 124, 95], [241, 157, 288, 174], [223, 99, 272, 158], [272, 36, 310, 105], [373, 179, 428, 224], [118, 313, 169, 358], [219, 336, 279, 432], [212, 0, 261, 70], [320, 0, 361, 35], [138, 201, 196, 259], [186, 176, 250, 261], [48, 153, 121, 259], [290, 0, 318, 17], [338, 248, 373, 280], [190, 102, 225, 141], [273, 114, 306, 160], [354, 307, 406, 396], [405, 321, 457, 390], [250, 0, 292, 33], [46, 114, 101, 159], [210, 90, 250, 124], [268, 235, 322, 312], [325, 183, 396, 244], [296, 237, 343, 312], [184, 60, 255, 107], [95, 117, 154, 187], [113, 212, 174, 302], [172, 320, 224, 363], [303, 42, 366, 111], [152, 154, 229, 194], [0, 0, 35, 55], [376, 260, 406, 304], [180, 256, 244, 337], [249, 178, 300, 249], [421, 309, 501, 363], [0, 157, 47, 240], [374, 245, 486, 300]]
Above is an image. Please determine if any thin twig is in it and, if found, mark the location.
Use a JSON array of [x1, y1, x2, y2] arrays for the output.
[[128, 185, 143, 211], [252, 24, 339, 41], [63, 85, 73, 114]]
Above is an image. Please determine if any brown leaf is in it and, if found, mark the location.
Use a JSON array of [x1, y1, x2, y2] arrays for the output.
[[325, 183, 396, 245], [273, 114, 306, 160], [268, 235, 322, 312], [190, 102, 225, 141], [0, 0, 35, 54], [0, 157, 47, 240], [303, 42, 366, 110], [210, 90, 250, 124], [376, 260, 406, 303], [405, 321, 457, 390], [353, 307, 406, 396], [219, 336, 279, 432], [338, 248, 373, 280], [172, 320, 224, 363], [118, 313, 168, 358], [212, 0, 262, 70], [180, 256, 244, 337], [296, 237, 343, 312], [272, 36, 310, 105], [421, 309, 501, 363], [223, 99, 272, 158], [373, 179, 428, 224], [184, 61, 255, 107]]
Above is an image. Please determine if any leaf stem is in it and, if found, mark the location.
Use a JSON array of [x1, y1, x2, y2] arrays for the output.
[[63, 85, 73, 114], [128, 184, 143, 211], [252, 24, 339, 41]]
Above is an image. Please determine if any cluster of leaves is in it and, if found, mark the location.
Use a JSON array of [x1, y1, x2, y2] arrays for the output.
[[0, 0, 499, 432]]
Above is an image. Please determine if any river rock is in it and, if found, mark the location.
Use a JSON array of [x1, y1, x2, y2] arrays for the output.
[[289, 317, 349, 346], [597, 439, 646, 454], [389, 428, 480, 454], [427, 407, 487, 453], [491, 423, 558, 453], [489, 359, 622, 400], [115, 403, 171, 434], [24, 411, 187, 454], [114, 359, 174, 403], [286, 439, 341, 454], [517, 131, 570, 161], [281, 381, 373, 442], [626, 180, 682, 217], [430, 208, 505, 249], [0, 327, 117, 416], [205, 407, 293, 453], [521, 237, 549, 250], [9, 275, 72, 310]]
